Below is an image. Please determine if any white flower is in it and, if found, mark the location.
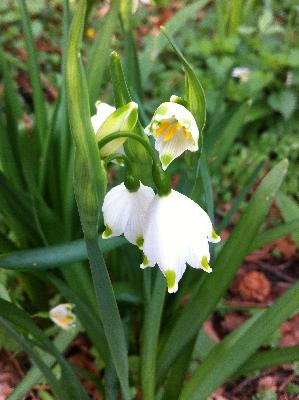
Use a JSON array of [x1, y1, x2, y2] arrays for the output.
[[91, 101, 116, 133], [232, 67, 250, 82], [132, 0, 151, 13], [102, 182, 155, 248], [145, 97, 199, 170], [142, 190, 220, 293], [49, 304, 76, 331]]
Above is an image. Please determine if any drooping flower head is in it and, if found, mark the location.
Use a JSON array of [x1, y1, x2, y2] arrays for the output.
[[142, 190, 220, 293], [145, 96, 199, 170], [49, 304, 76, 331], [102, 182, 155, 248]]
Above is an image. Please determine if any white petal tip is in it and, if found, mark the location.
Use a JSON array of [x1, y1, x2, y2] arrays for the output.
[[140, 255, 149, 269], [201, 256, 212, 273], [210, 228, 221, 243], [167, 284, 178, 294]]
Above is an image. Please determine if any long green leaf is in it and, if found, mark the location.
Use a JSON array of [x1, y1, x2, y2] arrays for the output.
[[180, 280, 299, 399], [0, 46, 25, 189], [249, 218, 299, 253], [161, 28, 206, 149], [237, 345, 299, 376], [0, 317, 68, 400], [219, 161, 264, 231], [157, 159, 288, 384], [0, 299, 89, 400], [209, 102, 250, 168], [276, 192, 299, 246], [87, 0, 120, 107], [17, 0, 47, 146], [0, 237, 125, 270], [8, 329, 78, 400]]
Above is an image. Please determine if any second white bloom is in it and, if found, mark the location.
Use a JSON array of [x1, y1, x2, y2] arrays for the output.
[[142, 190, 220, 293]]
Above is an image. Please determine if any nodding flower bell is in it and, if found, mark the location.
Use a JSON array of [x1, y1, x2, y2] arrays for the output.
[[141, 190, 221, 293], [49, 304, 76, 331], [145, 96, 199, 170], [102, 182, 155, 248]]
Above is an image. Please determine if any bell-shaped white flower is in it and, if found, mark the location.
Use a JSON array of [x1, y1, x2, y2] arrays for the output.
[[145, 96, 199, 170], [91, 101, 116, 133], [49, 304, 76, 331], [102, 182, 155, 248], [142, 190, 220, 293]]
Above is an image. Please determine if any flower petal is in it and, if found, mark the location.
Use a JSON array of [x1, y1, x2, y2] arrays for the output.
[[91, 102, 116, 133], [102, 182, 154, 246]]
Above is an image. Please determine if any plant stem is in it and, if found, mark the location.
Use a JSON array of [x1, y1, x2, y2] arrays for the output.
[[85, 237, 131, 400], [98, 131, 171, 196]]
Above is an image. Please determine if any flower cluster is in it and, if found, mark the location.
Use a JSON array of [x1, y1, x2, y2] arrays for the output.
[[95, 96, 221, 293]]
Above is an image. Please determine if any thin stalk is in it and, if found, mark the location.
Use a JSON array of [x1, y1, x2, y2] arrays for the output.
[[85, 238, 131, 400]]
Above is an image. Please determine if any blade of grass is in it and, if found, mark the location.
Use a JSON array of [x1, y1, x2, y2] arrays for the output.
[[0, 317, 68, 400], [0, 236, 125, 270], [139, 0, 209, 85], [219, 161, 264, 231], [179, 280, 299, 399], [276, 192, 299, 246], [157, 159, 288, 384], [237, 344, 299, 376], [8, 329, 79, 400], [0, 299, 89, 400], [17, 0, 47, 147], [87, 0, 120, 107], [248, 218, 299, 253], [0, 46, 25, 189]]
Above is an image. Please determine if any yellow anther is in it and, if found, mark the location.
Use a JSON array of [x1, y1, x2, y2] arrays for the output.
[[184, 130, 190, 139], [164, 123, 178, 141], [156, 120, 171, 136]]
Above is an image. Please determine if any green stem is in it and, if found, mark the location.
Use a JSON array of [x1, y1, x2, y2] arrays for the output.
[[98, 131, 171, 196], [85, 237, 131, 400], [141, 271, 166, 400]]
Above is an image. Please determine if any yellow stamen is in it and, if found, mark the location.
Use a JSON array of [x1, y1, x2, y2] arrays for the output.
[[164, 123, 178, 141], [184, 129, 190, 139], [156, 120, 171, 136]]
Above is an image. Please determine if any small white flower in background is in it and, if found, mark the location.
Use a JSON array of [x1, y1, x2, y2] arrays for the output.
[[102, 182, 155, 248], [141, 190, 220, 293], [91, 101, 116, 133], [132, 0, 151, 13], [285, 71, 293, 86], [49, 304, 76, 331], [232, 67, 251, 82], [145, 96, 199, 170]]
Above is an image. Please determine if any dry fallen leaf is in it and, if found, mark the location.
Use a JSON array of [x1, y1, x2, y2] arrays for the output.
[[238, 271, 271, 302]]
